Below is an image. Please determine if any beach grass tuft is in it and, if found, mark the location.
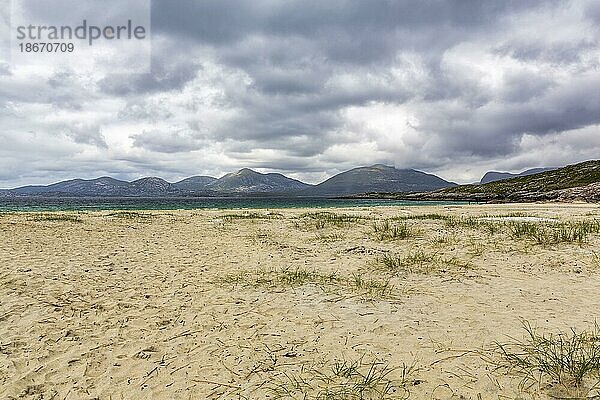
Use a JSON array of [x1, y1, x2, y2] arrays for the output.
[[377, 251, 472, 275], [29, 213, 83, 223], [107, 211, 155, 220], [314, 232, 345, 242], [351, 273, 395, 300], [267, 356, 418, 400], [295, 211, 368, 230], [372, 220, 413, 241], [222, 211, 283, 222], [392, 213, 452, 221], [494, 321, 600, 392], [507, 220, 600, 245]]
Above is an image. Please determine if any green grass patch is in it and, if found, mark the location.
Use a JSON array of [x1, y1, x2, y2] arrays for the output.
[[441, 216, 600, 244], [377, 251, 472, 275]]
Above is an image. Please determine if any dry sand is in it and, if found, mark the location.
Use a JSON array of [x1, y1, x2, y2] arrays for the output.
[[1, 203, 599, 399]]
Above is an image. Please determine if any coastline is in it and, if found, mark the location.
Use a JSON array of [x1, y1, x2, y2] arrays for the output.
[[0, 196, 469, 213]]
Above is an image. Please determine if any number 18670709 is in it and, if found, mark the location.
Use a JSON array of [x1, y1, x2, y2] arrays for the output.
[[18, 42, 75, 52]]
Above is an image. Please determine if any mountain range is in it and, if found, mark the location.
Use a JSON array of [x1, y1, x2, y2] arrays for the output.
[[0, 165, 456, 197], [479, 167, 557, 184], [5, 161, 596, 201]]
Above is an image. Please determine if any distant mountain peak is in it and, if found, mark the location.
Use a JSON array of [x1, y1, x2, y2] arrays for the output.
[[234, 168, 259, 176], [208, 168, 309, 193], [302, 164, 455, 196], [369, 164, 394, 170], [480, 167, 558, 184], [172, 175, 217, 192], [132, 176, 168, 183], [93, 177, 124, 184]]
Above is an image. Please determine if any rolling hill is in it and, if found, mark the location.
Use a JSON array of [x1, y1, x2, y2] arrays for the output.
[[448, 160, 599, 196], [205, 168, 311, 193], [173, 176, 218, 192], [6, 177, 134, 197], [303, 164, 455, 196]]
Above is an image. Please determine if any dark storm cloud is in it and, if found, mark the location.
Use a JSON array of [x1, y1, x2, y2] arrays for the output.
[[152, 0, 547, 48], [124, 0, 598, 172], [499, 71, 556, 103], [494, 40, 599, 65], [62, 124, 108, 148], [417, 74, 600, 158], [0, 69, 92, 108], [132, 130, 206, 153], [585, 1, 600, 23], [98, 59, 202, 96], [144, 2, 559, 148]]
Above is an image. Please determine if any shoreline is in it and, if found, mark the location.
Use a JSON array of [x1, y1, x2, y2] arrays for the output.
[[0, 197, 471, 213]]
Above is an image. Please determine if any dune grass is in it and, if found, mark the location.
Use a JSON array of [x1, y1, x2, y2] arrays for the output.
[[392, 213, 452, 221], [372, 220, 413, 241], [222, 211, 283, 222], [314, 232, 345, 242], [29, 213, 83, 223], [377, 251, 472, 275], [434, 214, 600, 245], [221, 267, 397, 301], [107, 211, 155, 220], [267, 356, 418, 400], [350, 273, 395, 300], [295, 211, 368, 230], [444, 216, 504, 233], [506, 220, 600, 245], [494, 321, 600, 393]]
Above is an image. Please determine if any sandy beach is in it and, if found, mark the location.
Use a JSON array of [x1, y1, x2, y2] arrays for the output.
[[1, 203, 600, 399]]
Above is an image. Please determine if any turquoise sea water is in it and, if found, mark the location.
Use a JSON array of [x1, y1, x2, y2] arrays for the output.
[[0, 197, 468, 212]]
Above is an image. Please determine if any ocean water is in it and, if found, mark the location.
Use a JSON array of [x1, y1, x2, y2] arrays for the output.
[[0, 197, 467, 212]]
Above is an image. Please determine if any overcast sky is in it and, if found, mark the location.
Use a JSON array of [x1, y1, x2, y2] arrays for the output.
[[1, 0, 599, 187]]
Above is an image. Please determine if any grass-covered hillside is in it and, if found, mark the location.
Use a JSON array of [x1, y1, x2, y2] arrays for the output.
[[352, 160, 600, 202], [442, 160, 600, 196]]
